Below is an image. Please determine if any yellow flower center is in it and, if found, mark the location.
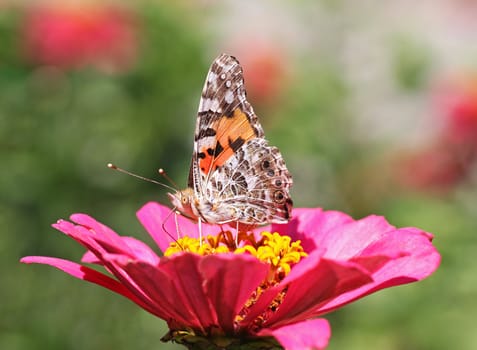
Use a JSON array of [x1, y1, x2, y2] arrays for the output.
[[165, 231, 307, 282], [164, 230, 307, 331]]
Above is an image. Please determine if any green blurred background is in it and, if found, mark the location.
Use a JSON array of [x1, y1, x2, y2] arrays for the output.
[[3, 1, 477, 349]]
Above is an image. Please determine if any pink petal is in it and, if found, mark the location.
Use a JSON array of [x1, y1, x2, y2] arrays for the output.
[[264, 253, 374, 328], [118, 236, 160, 265], [316, 214, 395, 260], [270, 209, 440, 319], [200, 253, 269, 333], [52, 218, 114, 259], [156, 253, 232, 330], [136, 202, 178, 251], [113, 253, 217, 331], [55, 216, 160, 266], [52, 219, 94, 245], [52, 219, 109, 262], [259, 318, 331, 350], [81, 250, 100, 264], [240, 251, 373, 328], [318, 227, 441, 314], [52, 217, 174, 319], [271, 208, 354, 251], [112, 252, 269, 333], [136, 202, 222, 252], [70, 214, 137, 257], [100, 253, 179, 322], [81, 236, 159, 264], [71, 213, 124, 243], [19, 256, 156, 314]]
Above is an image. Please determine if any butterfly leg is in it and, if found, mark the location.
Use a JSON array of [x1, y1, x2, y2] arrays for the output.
[[235, 221, 239, 247], [174, 212, 181, 239], [198, 217, 203, 247]]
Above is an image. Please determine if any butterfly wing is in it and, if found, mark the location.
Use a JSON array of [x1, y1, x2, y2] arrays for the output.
[[189, 54, 263, 188], [189, 54, 292, 225], [207, 137, 293, 224]]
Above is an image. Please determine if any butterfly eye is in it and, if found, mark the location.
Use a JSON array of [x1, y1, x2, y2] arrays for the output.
[[182, 196, 188, 204]]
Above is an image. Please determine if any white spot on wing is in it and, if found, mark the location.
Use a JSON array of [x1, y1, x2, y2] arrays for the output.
[[199, 97, 221, 112], [224, 90, 234, 104], [198, 97, 208, 111], [210, 98, 220, 111], [207, 71, 217, 83]]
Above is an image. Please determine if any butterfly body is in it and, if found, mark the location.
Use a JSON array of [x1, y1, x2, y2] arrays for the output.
[[169, 54, 292, 226]]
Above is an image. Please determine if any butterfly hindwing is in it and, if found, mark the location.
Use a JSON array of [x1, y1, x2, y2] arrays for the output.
[[206, 138, 293, 224]]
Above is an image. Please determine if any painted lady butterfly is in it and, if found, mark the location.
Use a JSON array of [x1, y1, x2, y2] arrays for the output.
[[168, 54, 292, 227]]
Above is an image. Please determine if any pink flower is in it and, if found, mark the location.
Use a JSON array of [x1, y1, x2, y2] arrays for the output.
[[21, 202, 440, 349], [396, 140, 473, 192], [397, 74, 477, 192], [21, 4, 138, 72], [436, 74, 477, 146]]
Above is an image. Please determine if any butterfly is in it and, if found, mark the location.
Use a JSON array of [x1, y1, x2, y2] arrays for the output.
[[168, 54, 292, 228]]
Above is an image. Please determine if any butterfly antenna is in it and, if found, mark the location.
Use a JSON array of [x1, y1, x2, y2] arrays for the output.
[[107, 163, 176, 192], [162, 206, 184, 250], [158, 168, 179, 190]]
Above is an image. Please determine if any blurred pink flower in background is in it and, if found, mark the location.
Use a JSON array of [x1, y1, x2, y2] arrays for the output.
[[397, 74, 477, 192], [21, 202, 440, 349], [21, 4, 138, 73], [436, 74, 477, 147], [233, 42, 288, 106], [396, 141, 468, 192]]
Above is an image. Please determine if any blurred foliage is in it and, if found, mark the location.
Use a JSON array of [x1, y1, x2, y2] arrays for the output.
[[2, 2, 205, 350], [390, 34, 432, 92], [2, 1, 477, 350]]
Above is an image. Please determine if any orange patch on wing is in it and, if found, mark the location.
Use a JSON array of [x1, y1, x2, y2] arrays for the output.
[[215, 108, 256, 143], [199, 108, 256, 174]]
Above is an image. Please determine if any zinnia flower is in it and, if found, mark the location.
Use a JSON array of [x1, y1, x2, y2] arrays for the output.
[[21, 202, 440, 349]]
